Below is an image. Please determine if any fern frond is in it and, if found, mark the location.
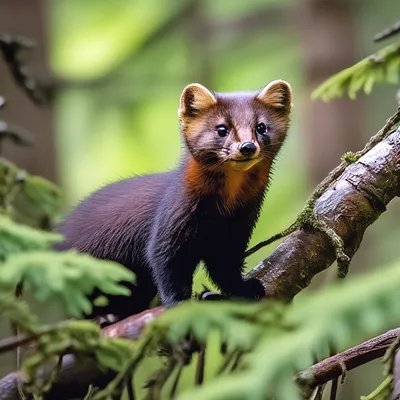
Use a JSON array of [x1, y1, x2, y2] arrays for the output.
[[14, 174, 62, 223], [0, 157, 62, 223], [24, 320, 136, 373], [21, 319, 137, 397], [139, 258, 400, 400], [312, 42, 400, 101], [0, 251, 135, 317], [0, 157, 25, 210], [0, 215, 61, 259], [149, 301, 285, 354], [0, 293, 39, 332]]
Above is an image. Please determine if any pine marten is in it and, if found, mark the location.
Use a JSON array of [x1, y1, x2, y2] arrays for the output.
[[55, 80, 292, 319]]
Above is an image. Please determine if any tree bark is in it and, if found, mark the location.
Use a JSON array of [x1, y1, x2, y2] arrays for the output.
[[247, 125, 400, 299], [297, 328, 400, 394], [0, 0, 56, 182]]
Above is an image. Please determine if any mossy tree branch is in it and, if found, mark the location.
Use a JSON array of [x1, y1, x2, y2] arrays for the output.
[[246, 121, 400, 300]]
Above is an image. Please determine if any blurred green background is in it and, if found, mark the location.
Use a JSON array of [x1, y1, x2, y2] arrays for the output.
[[0, 0, 399, 398]]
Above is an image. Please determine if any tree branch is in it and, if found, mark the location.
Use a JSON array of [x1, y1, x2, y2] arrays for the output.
[[246, 123, 400, 300], [0, 124, 399, 398], [0, 34, 53, 106], [297, 328, 400, 394], [374, 19, 400, 42]]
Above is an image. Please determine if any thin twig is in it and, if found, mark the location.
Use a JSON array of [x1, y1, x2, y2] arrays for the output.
[[217, 352, 236, 376], [169, 362, 184, 399], [0, 34, 53, 106], [374, 19, 400, 42], [0, 332, 33, 355], [296, 328, 400, 390], [314, 385, 325, 400], [230, 351, 243, 372], [126, 375, 135, 400], [195, 346, 206, 385], [329, 378, 338, 400], [0, 121, 34, 147]]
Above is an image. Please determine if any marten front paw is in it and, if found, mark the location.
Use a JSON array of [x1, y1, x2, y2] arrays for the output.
[[236, 278, 265, 300]]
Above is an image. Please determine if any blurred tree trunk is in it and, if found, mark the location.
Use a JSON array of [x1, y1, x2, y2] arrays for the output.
[[295, 0, 364, 184], [0, 0, 57, 182], [293, 0, 370, 278], [185, 0, 213, 88], [293, 1, 378, 399]]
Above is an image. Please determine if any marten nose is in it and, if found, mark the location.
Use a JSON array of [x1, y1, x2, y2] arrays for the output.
[[240, 142, 257, 156]]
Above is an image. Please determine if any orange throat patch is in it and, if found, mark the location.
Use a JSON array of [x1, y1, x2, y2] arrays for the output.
[[185, 157, 271, 215]]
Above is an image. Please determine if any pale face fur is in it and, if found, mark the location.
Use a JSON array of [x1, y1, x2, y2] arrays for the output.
[[178, 80, 292, 173]]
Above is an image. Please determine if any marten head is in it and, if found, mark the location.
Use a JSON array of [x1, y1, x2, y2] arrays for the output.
[[178, 80, 292, 172]]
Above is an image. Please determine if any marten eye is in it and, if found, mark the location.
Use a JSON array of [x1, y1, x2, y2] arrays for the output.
[[256, 123, 267, 135], [216, 125, 229, 137]]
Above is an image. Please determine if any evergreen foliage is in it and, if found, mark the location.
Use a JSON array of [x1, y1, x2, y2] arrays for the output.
[[312, 42, 400, 101], [0, 251, 134, 317], [0, 157, 61, 225], [0, 215, 60, 258], [97, 259, 400, 400]]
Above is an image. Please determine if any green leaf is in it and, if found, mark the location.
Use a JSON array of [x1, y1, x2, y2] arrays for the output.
[[94, 338, 137, 371], [0, 157, 62, 225], [0, 293, 39, 333], [13, 174, 62, 222], [139, 258, 400, 400], [22, 319, 137, 392], [0, 215, 61, 259], [312, 42, 400, 101], [0, 157, 25, 209], [0, 251, 135, 317], [151, 300, 285, 355], [386, 57, 400, 83], [363, 73, 376, 94]]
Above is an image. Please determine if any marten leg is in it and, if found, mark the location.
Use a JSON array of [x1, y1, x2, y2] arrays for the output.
[[205, 256, 265, 300], [147, 249, 199, 308]]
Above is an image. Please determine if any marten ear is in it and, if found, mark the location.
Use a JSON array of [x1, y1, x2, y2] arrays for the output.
[[179, 83, 217, 118], [256, 80, 292, 113]]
